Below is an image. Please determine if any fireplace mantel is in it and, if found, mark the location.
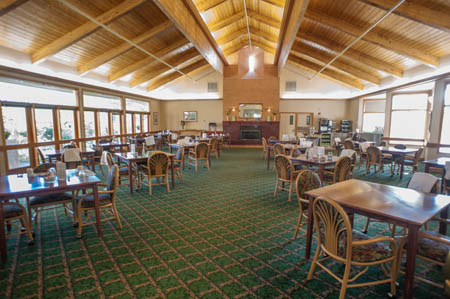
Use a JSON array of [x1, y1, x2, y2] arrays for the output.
[[223, 121, 279, 145]]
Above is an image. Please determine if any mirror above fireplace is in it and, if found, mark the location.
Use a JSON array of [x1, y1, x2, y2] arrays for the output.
[[239, 104, 262, 119]]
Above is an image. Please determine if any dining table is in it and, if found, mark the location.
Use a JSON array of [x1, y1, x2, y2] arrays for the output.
[[114, 151, 176, 194], [265, 143, 307, 169], [0, 169, 102, 263], [95, 142, 129, 153], [304, 179, 450, 299], [169, 143, 213, 170], [288, 154, 338, 181], [129, 136, 162, 150], [422, 157, 450, 193], [46, 148, 96, 168], [377, 146, 418, 179]]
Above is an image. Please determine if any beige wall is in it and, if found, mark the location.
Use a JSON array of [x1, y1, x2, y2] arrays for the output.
[[160, 100, 223, 131], [149, 99, 162, 131]]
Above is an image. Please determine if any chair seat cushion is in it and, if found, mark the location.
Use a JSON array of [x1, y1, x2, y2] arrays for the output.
[[343, 230, 394, 262], [30, 193, 72, 206], [3, 203, 24, 218], [416, 231, 450, 264], [76, 193, 112, 208]]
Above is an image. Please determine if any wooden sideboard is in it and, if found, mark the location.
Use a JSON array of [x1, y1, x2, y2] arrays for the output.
[[223, 121, 279, 145]]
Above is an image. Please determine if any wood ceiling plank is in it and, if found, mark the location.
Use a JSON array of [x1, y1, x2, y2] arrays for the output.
[[77, 20, 172, 75], [217, 27, 277, 45], [275, 0, 309, 73], [288, 54, 364, 89], [306, 9, 440, 67], [209, 11, 246, 32], [31, 0, 145, 63], [223, 38, 276, 56], [261, 0, 285, 8], [196, 0, 228, 12], [108, 39, 188, 82], [147, 59, 209, 91], [297, 32, 403, 77], [130, 48, 200, 87], [291, 41, 381, 85], [154, 0, 225, 73], [0, 0, 28, 17], [247, 9, 281, 28], [358, 0, 450, 33]]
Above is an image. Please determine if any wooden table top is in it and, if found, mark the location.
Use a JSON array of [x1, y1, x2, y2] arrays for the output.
[[377, 146, 418, 154], [46, 149, 95, 157], [289, 154, 339, 165], [268, 140, 298, 144], [115, 152, 175, 162], [306, 179, 450, 226], [95, 142, 130, 147], [422, 157, 450, 167], [0, 170, 101, 199]]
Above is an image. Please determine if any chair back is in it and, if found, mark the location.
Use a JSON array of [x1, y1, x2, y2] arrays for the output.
[[175, 146, 184, 163], [105, 152, 115, 170], [360, 142, 371, 153], [209, 137, 218, 151], [291, 148, 302, 158], [313, 197, 352, 260], [93, 144, 103, 157], [268, 136, 277, 141], [147, 151, 169, 176], [36, 148, 46, 164], [340, 149, 357, 166], [105, 165, 119, 192], [414, 147, 424, 162], [380, 141, 387, 146], [296, 170, 321, 200], [408, 172, 439, 193], [333, 156, 353, 183], [194, 143, 209, 159], [366, 146, 381, 164], [33, 163, 56, 173], [273, 143, 286, 155], [343, 140, 354, 149], [262, 137, 267, 151], [274, 155, 294, 180]]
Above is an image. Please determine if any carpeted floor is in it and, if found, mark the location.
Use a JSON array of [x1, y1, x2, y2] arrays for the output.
[[0, 148, 446, 298]]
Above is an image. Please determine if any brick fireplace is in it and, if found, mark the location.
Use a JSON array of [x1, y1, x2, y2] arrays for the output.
[[223, 121, 279, 145]]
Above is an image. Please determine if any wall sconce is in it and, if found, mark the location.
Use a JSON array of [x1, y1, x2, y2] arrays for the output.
[[231, 107, 236, 112], [266, 107, 272, 112]]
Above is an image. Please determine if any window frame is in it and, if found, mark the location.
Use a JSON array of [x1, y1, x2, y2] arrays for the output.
[[438, 82, 450, 153], [361, 98, 386, 134]]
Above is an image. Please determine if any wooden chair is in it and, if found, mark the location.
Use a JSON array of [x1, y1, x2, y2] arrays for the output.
[[262, 137, 268, 160], [365, 146, 393, 175], [292, 170, 321, 240], [3, 201, 34, 244], [91, 144, 104, 176], [172, 146, 184, 183], [307, 197, 398, 299], [273, 143, 286, 156], [221, 133, 231, 150], [36, 148, 47, 164], [27, 163, 73, 226], [268, 136, 277, 141], [396, 147, 423, 174], [323, 156, 353, 185], [209, 137, 219, 159], [73, 165, 122, 238], [273, 154, 301, 201], [140, 151, 170, 195], [188, 143, 210, 172], [62, 148, 83, 169], [343, 140, 354, 150], [105, 152, 136, 188]]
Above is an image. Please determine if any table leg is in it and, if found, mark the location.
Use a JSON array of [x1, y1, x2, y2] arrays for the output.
[[318, 164, 324, 182], [0, 200, 6, 263], [305, 196, 314, 259], [439, 206, 449, 235], [266, 148, 270, 169], [128, 160, 133, 194], [218, 144, 221, 158], [170, 156, 175, 189], [93, 184, 102, 237], [400, 155, 405, 180], [404, 224, 419, 299], [170, 145, 173, 154]]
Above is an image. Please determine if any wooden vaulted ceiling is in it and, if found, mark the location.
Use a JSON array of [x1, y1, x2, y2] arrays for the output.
[[0, 0, 449, 92]]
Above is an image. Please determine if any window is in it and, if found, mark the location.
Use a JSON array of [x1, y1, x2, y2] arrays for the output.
[[389, 93, 430, 145], [84, 92, 121, 110], [126, 98, 149, 112], [35, 108, 54, 142], [60, 109, 75, 140], [2, 106, 28, 145], [440, 84, 450, 153], [99, 112, 109, 136], [112, 114, 121, 136], [135, 114, 141, 133], [0, 77, 77, 106], [362, 100, 385, 133], [7, 148, 30, 169], [126, 113, 132, 134], [84, 111, 95, 138], [142, 114, 148, 132]]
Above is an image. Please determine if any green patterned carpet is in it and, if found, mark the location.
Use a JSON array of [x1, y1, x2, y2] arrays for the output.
[[0, 148, 446, 298]]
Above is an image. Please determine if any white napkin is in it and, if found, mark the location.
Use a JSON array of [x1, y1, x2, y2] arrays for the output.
[[334, 137, 341, 144], [305, 141, 313, 148], [100, 151, 109, 166], [408, 172, 438, 193], [360, 142, 371, 153], [445, 161, 450, 180], [63, 148, 81, 162], [145, 136, 156, 146], [340, 149, 356, 157], [171, 133, 178, 140], [184, 136, 191, 143]]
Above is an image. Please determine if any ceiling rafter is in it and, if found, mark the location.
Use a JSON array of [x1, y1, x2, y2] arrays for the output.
[[77, 21, 172, 75], [305, 9, 440, 67], [297, 32, 403, 77], [0, 0, 28, 17], [247, 9, 281, 28], [31, 0, 145, 64], [358, 0, 450, 33], [288, 54, 364, 89], [223, 37, 276, 56], [209, 9, 281, 32], [147, 59, 209, 91], [130, 48, 200, 87], [108, 39, 189, 82], [196, 0, 227, 12], [291, 41, 381, 85], [217, 26, 277, 45], [261, 0, 285, 8]]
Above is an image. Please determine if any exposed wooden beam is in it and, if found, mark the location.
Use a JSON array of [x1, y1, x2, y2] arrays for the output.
[[0, 0, 28, 17], [130, 48, 200, 87], [291, 41, 381, 85], [154, 0, 226, 73], [261, 0, 285, 8], [78, 21, 172, 75], [217, 27, 277, 45], [247, 9, 281, 28], [297, 32, 403, 77], [223, 38, 276, 56], [147, 59, 209, 91], [209, 11, 246, 32], [288, 54, 364, 89], [358, 0, 450, 33], [275, 0, 309, 73], [306, 9, 439, 67], [196, 0, 227, 12], [31, 0, 145, 64], [108, 39, 188, 82]]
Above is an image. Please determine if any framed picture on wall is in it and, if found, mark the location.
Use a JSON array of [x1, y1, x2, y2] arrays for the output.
[[153, 112, 159, 125], [183, 111, 197, 122], [306, 115, 311, 126]]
